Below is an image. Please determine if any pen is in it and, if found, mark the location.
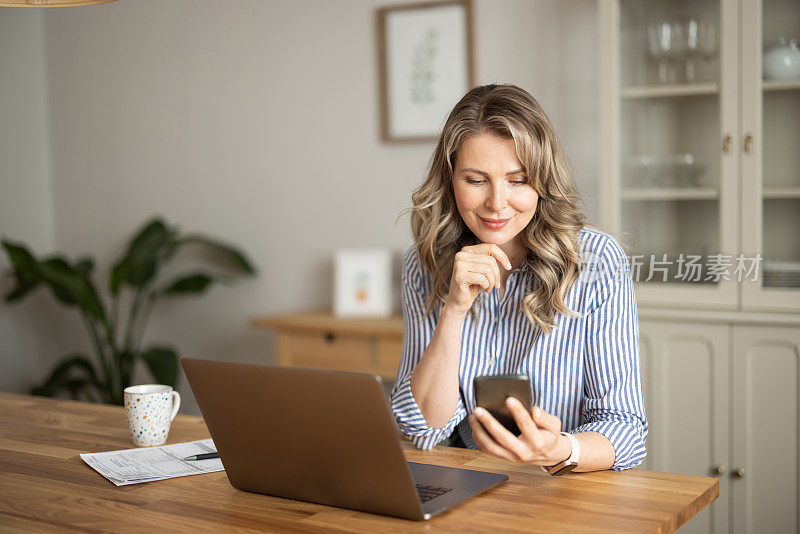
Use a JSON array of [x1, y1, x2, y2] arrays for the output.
[[182, 452, 219, 461]]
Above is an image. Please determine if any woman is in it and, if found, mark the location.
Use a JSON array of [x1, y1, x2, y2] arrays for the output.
[[391, 83, 647, 473]]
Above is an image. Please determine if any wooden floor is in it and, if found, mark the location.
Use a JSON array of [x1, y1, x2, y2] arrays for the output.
[[0, 392, 718, 532]]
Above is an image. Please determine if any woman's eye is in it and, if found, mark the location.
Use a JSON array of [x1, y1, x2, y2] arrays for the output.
[[464, 178, 527, 185]]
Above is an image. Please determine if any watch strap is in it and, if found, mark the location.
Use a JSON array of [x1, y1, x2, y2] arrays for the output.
[[542, 432, 580, 476], [562, 432, 580, 464]]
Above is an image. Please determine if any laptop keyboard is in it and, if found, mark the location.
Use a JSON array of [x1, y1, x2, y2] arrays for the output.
[[416, 483, 453, 503]]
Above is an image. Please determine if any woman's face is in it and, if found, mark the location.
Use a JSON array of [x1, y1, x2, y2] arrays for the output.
[[452, 133, 540, 251]]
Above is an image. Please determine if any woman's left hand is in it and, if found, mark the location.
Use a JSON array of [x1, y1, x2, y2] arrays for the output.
[[468, 397, 572, 466]]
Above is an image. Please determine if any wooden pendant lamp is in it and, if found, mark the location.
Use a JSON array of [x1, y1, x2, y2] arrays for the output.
[[0, 0, 117, 6]]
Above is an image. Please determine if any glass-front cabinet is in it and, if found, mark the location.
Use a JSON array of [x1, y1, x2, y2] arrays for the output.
[[600, 2, 800, 534], [599, 0, 800, 312], [741, 0, 800, 310]]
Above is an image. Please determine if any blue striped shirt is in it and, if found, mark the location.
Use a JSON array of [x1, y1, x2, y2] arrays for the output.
[[390, 226, 648, 470]]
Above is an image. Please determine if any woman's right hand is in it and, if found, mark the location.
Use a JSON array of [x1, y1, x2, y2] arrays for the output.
[[445, 244, 512, 316]]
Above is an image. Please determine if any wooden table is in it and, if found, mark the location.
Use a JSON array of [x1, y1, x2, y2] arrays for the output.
[[0, 393, 718, 532]]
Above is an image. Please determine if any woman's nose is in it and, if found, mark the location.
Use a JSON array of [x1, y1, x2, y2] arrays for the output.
[[485, 183, 508, 211]]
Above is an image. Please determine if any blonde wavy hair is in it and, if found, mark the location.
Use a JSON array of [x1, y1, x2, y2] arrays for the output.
[[407, 83, 586, 334]]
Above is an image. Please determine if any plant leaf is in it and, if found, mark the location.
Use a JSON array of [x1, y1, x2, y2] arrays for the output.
[[30, 354, 101, 398], [2, 240, 43, 302], [39, 257, 106, 322], [161, 272, 215, 296], [4, 277, 40, 302], [74, 256, 95, 279], [111, 218, 175, 291], [1, 241, 105, 322], [39, 257, 80, 305], [110, 258, 131, 295], [1, 239, 41, 279], [177, 234, 256, 274], [140, 345, 180, 388], [63, 378, 96, 401]]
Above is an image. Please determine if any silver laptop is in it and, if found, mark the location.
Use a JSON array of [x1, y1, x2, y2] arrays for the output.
[[181, 358, 508, 520]]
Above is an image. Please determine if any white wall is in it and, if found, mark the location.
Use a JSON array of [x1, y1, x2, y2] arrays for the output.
[[1, 0, 597, 414], [0, 9, 59, 394]]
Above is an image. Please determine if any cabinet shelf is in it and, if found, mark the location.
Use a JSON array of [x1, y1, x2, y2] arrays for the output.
[[621, 187, 800, 201], [622, 187, 719, 201], [621, 83, 720, 99], [763, 79, 800, 92], [763, 186, 800, 199]]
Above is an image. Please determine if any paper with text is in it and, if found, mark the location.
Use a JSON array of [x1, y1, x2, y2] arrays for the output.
[[80, 438, 224, 486]]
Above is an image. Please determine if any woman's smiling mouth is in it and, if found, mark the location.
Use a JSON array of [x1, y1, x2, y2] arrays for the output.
[[480, 217, 511, 230]]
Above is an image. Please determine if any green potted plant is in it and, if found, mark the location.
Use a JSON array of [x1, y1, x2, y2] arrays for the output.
[[1, 217, 256, 405]]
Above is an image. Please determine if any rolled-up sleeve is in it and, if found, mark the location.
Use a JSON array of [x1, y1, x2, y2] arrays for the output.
[[390, 247, 466, 450], [571, 237, 648, 470]]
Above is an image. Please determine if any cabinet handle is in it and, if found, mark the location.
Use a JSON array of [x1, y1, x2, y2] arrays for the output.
[[722, 134, 733, 154], [733, 467, 746, 478], [713, 464, 727, 475], [744, 133, 754, 154], [324, 332, 336, 343]]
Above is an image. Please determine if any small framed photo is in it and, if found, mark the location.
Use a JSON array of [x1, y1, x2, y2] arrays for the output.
[[376, 0, 475, 143], [334, 249, 392, 318]]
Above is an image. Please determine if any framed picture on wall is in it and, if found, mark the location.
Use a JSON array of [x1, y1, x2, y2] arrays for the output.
[[376, 0, 475, 143], [334, 248, 392, 317]]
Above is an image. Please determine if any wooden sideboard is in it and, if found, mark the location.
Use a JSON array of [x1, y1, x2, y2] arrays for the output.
[[250, 310, 404, 381]]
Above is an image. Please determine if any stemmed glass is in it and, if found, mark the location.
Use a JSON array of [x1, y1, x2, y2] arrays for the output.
[[647, 19, 685, 84], [698, 19, 718, 70], [682, 16, 701, 82], [681, 15, 718, 83]]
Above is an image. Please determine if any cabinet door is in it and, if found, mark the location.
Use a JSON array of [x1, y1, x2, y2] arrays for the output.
[[732, 326, 800, 534], [599, 0, 739, 309], [740, 0, 800, 312], [639, 320, 730, 534]]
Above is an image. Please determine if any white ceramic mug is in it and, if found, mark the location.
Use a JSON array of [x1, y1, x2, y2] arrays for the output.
[[124, 384, 181, 447]]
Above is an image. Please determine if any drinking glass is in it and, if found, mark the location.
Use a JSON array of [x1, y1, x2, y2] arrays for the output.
[[681, 15, 718, 83], [648, 19, 685, 84]]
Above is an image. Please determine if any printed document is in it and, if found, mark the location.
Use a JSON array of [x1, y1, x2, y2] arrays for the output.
[[80, 438, 224, 486]]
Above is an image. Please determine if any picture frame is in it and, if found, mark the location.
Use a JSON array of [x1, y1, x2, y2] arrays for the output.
[[376, 0, 475, 143], [334, 249, 392, 318]]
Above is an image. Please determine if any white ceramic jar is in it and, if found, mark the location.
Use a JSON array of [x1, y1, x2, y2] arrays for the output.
[[764, 37, 800, 80]]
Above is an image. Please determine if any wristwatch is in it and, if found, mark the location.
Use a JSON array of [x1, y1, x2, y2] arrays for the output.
[[542, 432, 580, 476]]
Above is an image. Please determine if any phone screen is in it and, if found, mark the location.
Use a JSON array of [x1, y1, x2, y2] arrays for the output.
[[473, 374, 533, 436]]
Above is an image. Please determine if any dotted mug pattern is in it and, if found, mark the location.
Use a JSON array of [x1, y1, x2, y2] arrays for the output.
[[124, 387, 179, 447]]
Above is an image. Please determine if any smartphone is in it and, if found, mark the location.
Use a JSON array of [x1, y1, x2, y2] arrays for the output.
[[473, 374, 533, 436]]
